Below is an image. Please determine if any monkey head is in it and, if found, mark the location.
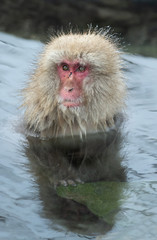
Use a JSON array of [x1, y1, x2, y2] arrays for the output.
[[22, 30, 126, 138]]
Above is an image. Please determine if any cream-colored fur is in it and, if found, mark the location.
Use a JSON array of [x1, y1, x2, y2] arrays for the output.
[[22, 29, 126, 138]]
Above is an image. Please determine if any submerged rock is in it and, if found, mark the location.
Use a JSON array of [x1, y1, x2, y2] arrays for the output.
[[57, 181, 126, 224]]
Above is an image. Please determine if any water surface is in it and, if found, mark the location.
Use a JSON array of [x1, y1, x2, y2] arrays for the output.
[[0, 32, 157, 240]]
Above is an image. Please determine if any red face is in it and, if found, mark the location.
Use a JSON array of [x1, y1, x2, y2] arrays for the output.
[[57, 61, 89, 107]]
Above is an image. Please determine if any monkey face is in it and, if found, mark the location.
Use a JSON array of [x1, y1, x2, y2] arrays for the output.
[[57, 61, 89, 108]]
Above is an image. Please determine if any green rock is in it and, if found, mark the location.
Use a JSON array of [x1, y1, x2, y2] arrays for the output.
[[57, 181, 126, 224]]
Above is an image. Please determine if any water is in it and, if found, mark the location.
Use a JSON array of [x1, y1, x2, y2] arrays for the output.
[[0, 32, 157, 240]]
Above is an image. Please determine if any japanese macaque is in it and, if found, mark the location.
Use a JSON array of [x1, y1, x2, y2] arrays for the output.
[[22, 28, 126, 138]]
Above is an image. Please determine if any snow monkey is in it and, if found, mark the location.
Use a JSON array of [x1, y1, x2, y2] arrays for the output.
[[22, 28, 126, 138]]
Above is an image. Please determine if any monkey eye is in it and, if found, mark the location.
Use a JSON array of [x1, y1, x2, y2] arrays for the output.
[[62, 64, 69, 71], [77, 65, 86, 72]]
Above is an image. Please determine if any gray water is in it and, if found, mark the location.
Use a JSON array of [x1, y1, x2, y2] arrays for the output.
[[0, 32, 157, 240]]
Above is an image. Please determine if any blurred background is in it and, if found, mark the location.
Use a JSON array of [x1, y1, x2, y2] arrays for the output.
[[0, 1, 157, 239], [0, 0, 157, 57]]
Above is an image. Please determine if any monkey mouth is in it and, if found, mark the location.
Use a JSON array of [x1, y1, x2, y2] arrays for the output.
[[62, 98, 82, 107]]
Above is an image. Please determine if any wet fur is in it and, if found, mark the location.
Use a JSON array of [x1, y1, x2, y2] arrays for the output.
[[22, 28, 126, 138]]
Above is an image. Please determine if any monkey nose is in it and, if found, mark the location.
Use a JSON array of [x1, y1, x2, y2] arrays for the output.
[[68, 88, 74, 92], [64, 87, 74, 92]]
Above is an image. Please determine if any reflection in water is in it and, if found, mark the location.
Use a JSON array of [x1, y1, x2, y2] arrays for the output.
[[24, 128, 126, 235]]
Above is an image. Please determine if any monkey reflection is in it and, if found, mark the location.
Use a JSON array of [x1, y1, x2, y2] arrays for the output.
[[24, 127, 126, 235], [25, 125, 126, 187]]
